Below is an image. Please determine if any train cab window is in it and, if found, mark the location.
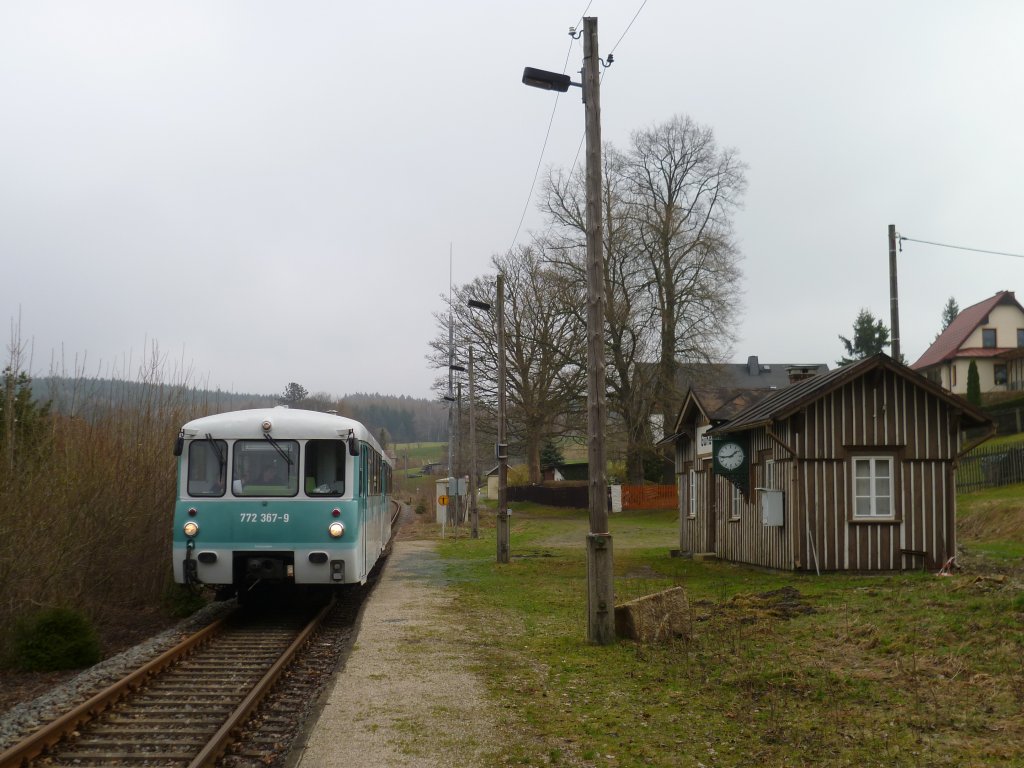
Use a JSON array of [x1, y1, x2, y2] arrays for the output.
[[187, 439, 227, 497], [304, 440, 346, 496], [232, 440, 299, 496]]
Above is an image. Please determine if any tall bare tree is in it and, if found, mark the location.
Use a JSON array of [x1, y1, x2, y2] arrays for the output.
[[624, 115, 746, 420], [543, 148, 661, 481], [542, 116, 746, 481], [428, 246, 586, 482]]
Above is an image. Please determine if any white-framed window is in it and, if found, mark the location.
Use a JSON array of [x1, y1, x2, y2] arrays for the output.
[[729, 484, 742, 520], [763, 458, 776, 490], [852, 456, 894, 518], [688, 469, 697, 518]]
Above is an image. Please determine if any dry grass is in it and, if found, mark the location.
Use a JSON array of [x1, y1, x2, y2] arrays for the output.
[[0, 340, 215, 659]]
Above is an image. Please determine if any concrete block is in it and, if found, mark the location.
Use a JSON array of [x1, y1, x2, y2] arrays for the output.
[[614, 586, 691, 643]]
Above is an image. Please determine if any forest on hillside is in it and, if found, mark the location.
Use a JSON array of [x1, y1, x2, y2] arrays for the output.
[[31, 376, 448, 445]]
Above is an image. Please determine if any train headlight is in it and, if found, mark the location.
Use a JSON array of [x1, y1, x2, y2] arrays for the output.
[[183, 521, 200, 537], [328, 521, 345, 538]]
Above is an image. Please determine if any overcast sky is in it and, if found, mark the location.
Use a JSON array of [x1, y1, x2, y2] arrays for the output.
[[3, 1, 1023, 400]]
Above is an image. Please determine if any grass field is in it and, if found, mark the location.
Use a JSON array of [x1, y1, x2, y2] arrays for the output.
[[417, 488, 1024, 768], [392, 441, 447, 469]]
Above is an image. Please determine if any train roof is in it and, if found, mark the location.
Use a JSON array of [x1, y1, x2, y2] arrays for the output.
[[181, 407, 387, 457]]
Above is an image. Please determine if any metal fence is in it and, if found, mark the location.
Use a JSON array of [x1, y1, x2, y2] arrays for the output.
[[958, 443, 1024, 492]]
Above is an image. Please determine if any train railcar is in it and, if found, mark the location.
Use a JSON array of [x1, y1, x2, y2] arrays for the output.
[[172, 407, 393, 596]]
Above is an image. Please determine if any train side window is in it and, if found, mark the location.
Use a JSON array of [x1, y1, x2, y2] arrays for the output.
[[187, 440, 227, 497], [364, 444, 372, 499], [232, 440, 299, 496], [305, 440, 346, 496]]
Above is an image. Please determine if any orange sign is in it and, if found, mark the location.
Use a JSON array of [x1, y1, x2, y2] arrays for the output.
[[438, 495, 449, 506]]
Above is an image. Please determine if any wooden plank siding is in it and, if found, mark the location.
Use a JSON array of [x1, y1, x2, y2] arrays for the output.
[[779, 369, 961, 571], [713, 429, 794, 570], [671, 356, 990, 573]]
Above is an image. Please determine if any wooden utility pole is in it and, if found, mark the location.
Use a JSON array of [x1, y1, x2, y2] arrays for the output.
[[468, 346, 479, 539], [455, 379, 463, 527], [496, 273, 510, 563], [582, 16, 614, 644], [889, 224, 901, 362]]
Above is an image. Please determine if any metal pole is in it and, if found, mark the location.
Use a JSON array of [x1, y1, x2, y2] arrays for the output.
[[889, 224, 900, 363], [447, 296, 454, 532], [468, 346, 479, 538], [582, 16, 615, 644], [496, 273, 510, 563]]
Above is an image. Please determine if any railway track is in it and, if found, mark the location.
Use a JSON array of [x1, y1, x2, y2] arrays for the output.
[[0, 598, 345, 768], [1, 502, 405, 768]]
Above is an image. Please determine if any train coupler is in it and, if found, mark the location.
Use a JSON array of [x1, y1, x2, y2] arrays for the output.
[[183, 540, 198, 584]]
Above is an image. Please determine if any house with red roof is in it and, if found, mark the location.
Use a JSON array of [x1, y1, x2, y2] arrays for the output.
[[911, 290, 1024, 395]]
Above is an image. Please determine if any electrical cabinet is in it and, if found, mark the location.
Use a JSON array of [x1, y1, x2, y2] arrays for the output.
[[758, 488, 784, 527]]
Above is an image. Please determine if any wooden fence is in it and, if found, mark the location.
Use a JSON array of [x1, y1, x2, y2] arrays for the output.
[[958, 443, 1024, 492]]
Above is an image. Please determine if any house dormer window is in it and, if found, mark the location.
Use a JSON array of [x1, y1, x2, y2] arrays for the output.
[[983, 328, 997, 348]]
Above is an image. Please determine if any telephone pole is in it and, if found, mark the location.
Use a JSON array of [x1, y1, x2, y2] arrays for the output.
[[496, 273, 510, 563], [521, 16, 614, 643], [468, 346, 479, 538], [581, 16, 614, 644], [889, 224, 900, 362]]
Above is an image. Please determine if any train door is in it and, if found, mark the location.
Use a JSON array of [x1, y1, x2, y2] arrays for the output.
[[704, 457, 717, 553], [360, 444, 369, 579]]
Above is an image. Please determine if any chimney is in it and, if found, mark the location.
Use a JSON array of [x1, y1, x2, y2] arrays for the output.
[[747, 356, 759, 376]]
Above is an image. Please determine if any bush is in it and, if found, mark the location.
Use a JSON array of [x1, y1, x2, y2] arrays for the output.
[[162, 581, 209, 618], [10, 606, 102, 671]]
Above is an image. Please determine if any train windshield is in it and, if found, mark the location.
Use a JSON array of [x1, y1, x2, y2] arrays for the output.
[[305, 440, 346, 496], [232, 440, 299, 496], [187, 439, 227, 497]]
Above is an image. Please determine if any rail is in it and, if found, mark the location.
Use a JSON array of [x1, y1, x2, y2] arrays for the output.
[[0, 600, 333, 768]]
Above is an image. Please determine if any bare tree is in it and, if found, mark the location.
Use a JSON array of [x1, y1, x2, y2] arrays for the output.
[[543, 148, 662, 481], [541, 115, 745, 481], [428, 246, 586, 482], [624, 115, 746, 419]]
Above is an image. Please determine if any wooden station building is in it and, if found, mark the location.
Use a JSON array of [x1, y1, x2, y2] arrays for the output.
[[666, 354, 993, 572]]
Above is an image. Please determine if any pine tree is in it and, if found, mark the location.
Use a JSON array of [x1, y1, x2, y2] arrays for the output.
[[966, 360, 981, 406], [279, 382, 309, 405], [837, 309, 891, 366], [539, 438, 564, 471], [0, 367, 52, 470], [941, 297, 960, 332]]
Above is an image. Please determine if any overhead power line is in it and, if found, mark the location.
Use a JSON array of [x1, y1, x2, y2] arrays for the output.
[[608, 0, 648, 56], [898, 235, 1024, 260], [508, 0, 648, 253]]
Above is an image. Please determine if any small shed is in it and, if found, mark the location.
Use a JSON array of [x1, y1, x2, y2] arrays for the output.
[[485, 465, 499, 500], [541, 461, 589, 483], [668, 354, 993, 572]]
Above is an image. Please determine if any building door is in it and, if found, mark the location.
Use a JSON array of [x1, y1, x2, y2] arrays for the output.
[[704, 458, 716, 553]]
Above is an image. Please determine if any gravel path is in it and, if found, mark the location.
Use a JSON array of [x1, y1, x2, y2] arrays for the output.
[[291, 539, 502, 767]]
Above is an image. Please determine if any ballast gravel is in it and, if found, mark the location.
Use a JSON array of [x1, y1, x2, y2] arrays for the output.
[[0, 600, 233, 753]]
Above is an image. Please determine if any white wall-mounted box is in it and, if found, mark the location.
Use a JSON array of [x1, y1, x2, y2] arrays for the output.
[[757, 488, 784, 527]]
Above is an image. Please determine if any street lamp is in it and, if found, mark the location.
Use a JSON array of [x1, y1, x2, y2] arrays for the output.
[[523, 16, 614, 644], [521, 67, 576, 92], [468, 278, 509, 563]]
